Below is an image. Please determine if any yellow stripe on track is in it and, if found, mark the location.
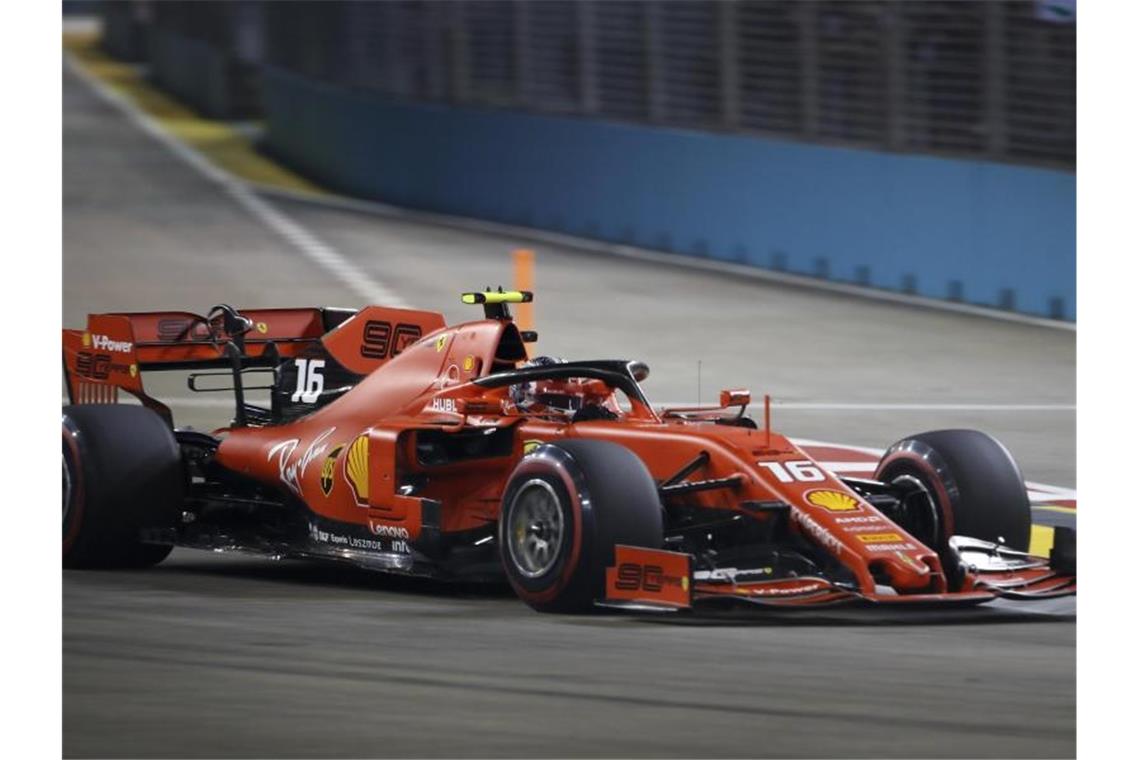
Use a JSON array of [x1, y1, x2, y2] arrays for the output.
[[63, 32, 327, 196]]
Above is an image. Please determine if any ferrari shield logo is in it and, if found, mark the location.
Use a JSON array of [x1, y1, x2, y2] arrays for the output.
[[319, 445, 344, 497]]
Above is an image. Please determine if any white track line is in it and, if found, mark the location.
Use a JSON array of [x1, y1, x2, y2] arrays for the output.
[[64, 54, 403, 308], [790, 437, 886, 457]]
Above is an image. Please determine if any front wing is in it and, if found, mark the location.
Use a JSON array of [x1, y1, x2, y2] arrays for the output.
[[601, 535, 1076, 614]]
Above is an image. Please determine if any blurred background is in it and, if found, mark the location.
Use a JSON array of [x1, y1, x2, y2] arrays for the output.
[[90, 0, 1075, 319]]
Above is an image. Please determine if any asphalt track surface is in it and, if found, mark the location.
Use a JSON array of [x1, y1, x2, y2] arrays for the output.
[[63, 61, 1076, 758]]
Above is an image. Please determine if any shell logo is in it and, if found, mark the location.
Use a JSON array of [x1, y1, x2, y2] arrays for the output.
[[805, 489, 860, 512], [346, 435, 369, 505], [523, 439, 544, 455], [256, 322, 269, 334]]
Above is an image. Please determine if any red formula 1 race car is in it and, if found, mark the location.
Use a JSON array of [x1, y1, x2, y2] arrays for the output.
[[62, 292, 1075, 614]]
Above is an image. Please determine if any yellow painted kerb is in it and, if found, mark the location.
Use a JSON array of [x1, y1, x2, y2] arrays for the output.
[[1029, 524, 1055, 558], [63, 31, 327, 196]]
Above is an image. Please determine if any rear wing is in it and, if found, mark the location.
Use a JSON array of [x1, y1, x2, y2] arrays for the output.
[[63, 305, 446, 424]]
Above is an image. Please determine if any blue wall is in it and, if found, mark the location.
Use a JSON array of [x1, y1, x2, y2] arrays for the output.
[[262, 68, 1075, 320]]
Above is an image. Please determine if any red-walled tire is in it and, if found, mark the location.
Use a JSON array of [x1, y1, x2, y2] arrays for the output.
[[874, 429, 1031, 551], [498, 440, 664, 613], [63, 405, 182, 568]]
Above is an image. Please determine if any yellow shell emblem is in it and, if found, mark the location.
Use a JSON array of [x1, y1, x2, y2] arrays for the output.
[[346, 435, 369, 504], [256, 322, 269, 334], [523, 439, 544, 455], [805, 489, 859, 512]]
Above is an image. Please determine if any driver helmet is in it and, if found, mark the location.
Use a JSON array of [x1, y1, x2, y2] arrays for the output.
[[509, 356, 582, 414]]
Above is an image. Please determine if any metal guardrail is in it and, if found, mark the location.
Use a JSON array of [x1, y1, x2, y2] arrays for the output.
[[141, 0, 1076, 170]]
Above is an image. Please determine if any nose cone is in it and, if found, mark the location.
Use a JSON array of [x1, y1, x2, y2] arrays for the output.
[[878, 550, 939, 592]]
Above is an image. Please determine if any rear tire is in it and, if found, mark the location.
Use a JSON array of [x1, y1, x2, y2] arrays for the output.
[[874, 429, 1031, 551], [63, 405, 183, 568], [498, 440, 664, 613]]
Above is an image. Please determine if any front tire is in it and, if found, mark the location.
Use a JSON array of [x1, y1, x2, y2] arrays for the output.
[[63, 404, 183, 568], [874, 429, 1031, 551], [498, 440, 664, 613]]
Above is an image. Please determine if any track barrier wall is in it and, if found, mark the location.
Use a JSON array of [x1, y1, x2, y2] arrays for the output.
[[259, 67, 1074, 320], [148, 27, 259, 119]]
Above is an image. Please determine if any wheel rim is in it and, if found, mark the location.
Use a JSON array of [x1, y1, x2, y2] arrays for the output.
[[506, 479, 565, 578], [887, 472, 941, 548], [62, 451, 72, 529]]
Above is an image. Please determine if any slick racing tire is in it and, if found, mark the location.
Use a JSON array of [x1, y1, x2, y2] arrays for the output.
[[498, 440, 664, 613], [874, 429, 1031, 551], [63, 404, 183, 568]]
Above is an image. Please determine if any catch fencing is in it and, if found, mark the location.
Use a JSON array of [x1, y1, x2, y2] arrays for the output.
[[260, 1, 1075, 170]]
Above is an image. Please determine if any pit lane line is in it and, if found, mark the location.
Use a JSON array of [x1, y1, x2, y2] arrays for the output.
[[63, 46, 404, 308]]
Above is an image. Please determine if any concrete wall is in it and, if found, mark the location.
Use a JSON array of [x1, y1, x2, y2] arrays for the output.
[[99, 1, 147, 62], [149, 28, 259, 119], [262, 68, 1075, 320]]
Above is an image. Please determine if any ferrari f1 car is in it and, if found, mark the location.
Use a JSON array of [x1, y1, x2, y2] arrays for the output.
[[62, 292, 1075, 613]]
